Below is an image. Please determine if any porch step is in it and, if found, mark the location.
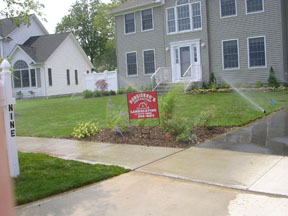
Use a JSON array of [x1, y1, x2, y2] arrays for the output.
[[155, 82, 203, 94]]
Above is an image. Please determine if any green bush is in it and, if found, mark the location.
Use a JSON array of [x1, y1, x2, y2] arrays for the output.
[[109, 90, 116, 95], [125, 86, 136, 94], [117, 89, 126, 95], [255, 81, 264, 88], [210, 84, 218, 91], [83, 90, 93, 98], [268, 66, 279, 87], [160, 87, 180, 129], [101, 91, 110, 96], [93, 90, 102, 97], [242, 82, 250, 88], [221, 81, 230, 89], [176, 129, 194, 143], [165, 118, 187, 135], [72, 121, 98, 139], [208, 72, 216, 88]]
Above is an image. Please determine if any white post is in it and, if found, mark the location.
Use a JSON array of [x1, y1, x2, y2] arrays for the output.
[[0, 59, 20, 178]]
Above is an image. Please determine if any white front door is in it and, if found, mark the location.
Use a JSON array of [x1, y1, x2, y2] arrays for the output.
[[171, 40, 201, 82]]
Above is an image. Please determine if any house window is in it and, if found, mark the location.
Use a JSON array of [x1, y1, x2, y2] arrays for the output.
[[67, 69, 70, 85], [248, 36, 266, 68], [222, 39, 239, 69], [167, 8, 176, 33], [48, 68, 52, 86], [177, 0, 189, 5], [143, 50, 155, 74], [142, 9, 153, 31], [125, 13, 135, 34], [246, 0, 264, 14], [220, 0, 237, 18], [13, 60, 37, 88], [166, 2, 202, 34], [75, 70, 78, 85], [126, 52, 137, 76]]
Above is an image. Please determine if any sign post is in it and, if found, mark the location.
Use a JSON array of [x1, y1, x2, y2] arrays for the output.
[[0, 59, 20, 178], [127, 91, 160, 121]]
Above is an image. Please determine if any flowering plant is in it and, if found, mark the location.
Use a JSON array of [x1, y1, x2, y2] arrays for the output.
[[72, 121, 99, 139]]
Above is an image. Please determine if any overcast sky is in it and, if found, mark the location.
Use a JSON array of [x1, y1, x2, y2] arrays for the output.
[[38, 0, 111, 34]]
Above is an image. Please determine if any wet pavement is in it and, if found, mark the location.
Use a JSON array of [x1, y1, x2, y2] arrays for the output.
[[198, 108, 288, 156]]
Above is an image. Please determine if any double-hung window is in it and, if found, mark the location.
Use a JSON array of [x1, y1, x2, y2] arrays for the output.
[[222, 39, 239, 69], [143, 50, 155, 75], [246, 0, 264, 14], [166, 1, 202, 34], [220, 0, 237, 18], [126, 52, 137, 76], [248, 36, 266, 68], [125, 13, 135, 34], [142, 9, 153, 31]]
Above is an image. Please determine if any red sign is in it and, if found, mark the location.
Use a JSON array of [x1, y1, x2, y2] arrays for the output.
[[127, 91, 159, 120]]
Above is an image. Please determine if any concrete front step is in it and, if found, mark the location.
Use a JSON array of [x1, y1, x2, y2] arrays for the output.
[[155, 81, 202, 94]]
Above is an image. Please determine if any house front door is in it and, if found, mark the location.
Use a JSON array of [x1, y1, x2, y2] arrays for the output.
[[170, 40, 201, 82]]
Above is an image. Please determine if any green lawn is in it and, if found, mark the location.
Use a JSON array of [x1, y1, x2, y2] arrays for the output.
[[15, 152, 129, 205], [15, 92, 288, 137]]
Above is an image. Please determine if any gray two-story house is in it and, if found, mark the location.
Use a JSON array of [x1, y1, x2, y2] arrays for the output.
[[111, 0, 288, 90]]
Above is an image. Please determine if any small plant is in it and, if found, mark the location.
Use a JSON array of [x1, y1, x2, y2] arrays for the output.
[[210, 84, 218, 91], [176, 129, 194, 143], [72, 121, 99, 139], [101, 91, 110, 96], [93, 90, 102, 97], [242, 82, 250, 88], [96, 79, 108, 91], [255, 81, 264, 88], [161, 87, 180, 129], [165, 118, 187, 135], [208, 72, 216, 88], [221, 81, 230, 89], [268, 66, 279, 88], [28, 91, 35, 98], [136, 119, 145, 127], [16, 91, 23, 99], [194, 106, 216, 127], [125, 86, 136, 94], [117, 89, 126, 95], [82, 90, 93, 98], [109, 90, 116, 95]]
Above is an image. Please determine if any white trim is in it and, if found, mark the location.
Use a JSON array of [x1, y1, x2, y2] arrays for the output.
[[221, 39, 240, 70], [245, 0, 265, 15], [219, 0, 238, 19], [247, 35, 267, 69], [125, 51, 138, 77], [124, 12, 136, 35], [9, 45, 36, 63], [141, 8, 154, 32], [166, 1, 202, 36], [142, 49, 156, 76]]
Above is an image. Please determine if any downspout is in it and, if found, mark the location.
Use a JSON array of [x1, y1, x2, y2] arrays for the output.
[[0, 40, 4, 58]]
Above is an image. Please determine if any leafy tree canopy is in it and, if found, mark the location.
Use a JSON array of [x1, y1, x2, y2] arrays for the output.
[[0, 0, 45, 26], [56, 0, 119, 67]]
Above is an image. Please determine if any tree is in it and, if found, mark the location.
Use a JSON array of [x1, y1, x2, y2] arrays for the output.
[[0, 0, 45, 26], [56, 0, 119, 67], [268, 66, 279, 88]]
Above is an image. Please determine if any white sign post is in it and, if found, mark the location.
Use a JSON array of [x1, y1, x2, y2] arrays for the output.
[[0, 59, 20, 178]]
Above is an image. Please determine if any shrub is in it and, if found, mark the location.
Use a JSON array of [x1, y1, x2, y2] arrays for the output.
[[109, 90, 116, 95], [101, 91, 110, 96], [83, 90, 93, 98], [117, 89, 126, 95], [72, 121, 99, 139], [165, 118, 187, 135], [106, 98, 128, 132], [125, 86, 136, 94], [176, 129, 194, 143], [268, 66, 279, 88], [28, 91, 35, 98], [242, 82, 250, 88], [255, 81, 264, 88], [93, 90, 102, 97], [96, 79, 108, 91], [210, 84, 218, 91], [160, 87, 180, 129], [221, 81, 230, 89], [208, 72, 216, 88]]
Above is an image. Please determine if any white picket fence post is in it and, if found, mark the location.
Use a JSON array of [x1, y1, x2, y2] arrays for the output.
[[0, 59, 20, 178]]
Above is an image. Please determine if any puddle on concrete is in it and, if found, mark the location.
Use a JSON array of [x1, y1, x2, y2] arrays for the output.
[[198, 108, 288, 156]]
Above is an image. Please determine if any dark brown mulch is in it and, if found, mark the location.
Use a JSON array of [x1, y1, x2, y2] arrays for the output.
[[74, 126, 234, 148]]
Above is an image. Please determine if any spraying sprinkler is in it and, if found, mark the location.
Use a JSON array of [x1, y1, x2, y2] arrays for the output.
[[263, 110, 266, 113]]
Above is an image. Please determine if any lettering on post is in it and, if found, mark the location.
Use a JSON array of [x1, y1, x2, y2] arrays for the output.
[[8, 104, 16, 137]]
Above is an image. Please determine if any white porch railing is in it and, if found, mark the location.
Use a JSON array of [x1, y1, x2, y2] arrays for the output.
[[183, 64, 202, 92], [151, 67, 172, 91]]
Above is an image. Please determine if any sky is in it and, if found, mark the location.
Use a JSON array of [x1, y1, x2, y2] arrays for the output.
[[38, 0, 111, 34]]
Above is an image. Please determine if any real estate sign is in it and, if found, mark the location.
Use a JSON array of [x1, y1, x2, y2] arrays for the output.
[[127, 91, 159, 120]]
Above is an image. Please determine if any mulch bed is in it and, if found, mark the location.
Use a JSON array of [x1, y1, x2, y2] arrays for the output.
[[68, 126, 234, 148]]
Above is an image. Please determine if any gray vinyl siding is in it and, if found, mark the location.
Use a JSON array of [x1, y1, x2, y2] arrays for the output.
[[115, 6, 166, 89], [207, 0, 285, 84], [283, 0, 288, 81]]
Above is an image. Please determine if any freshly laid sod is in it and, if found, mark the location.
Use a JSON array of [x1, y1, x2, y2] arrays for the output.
[[15, 152, 129, 205], [14, 92, 288, 137]]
